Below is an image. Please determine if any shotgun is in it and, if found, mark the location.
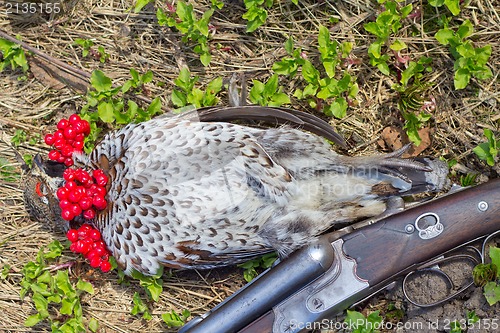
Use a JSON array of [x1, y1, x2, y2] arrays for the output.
[[179, 178, 500, 333]]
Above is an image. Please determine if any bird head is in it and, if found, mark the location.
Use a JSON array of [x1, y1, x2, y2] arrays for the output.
[[22, 154, 69, 232]]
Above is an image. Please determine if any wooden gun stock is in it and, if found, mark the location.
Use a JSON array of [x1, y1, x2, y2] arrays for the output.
[[342, 178, 500, 285]]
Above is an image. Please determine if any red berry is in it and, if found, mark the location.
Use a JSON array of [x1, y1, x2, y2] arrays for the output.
[[54, 138, 66, 150], [70, 204, 82, 217], [53, 130, 64, 140], [61, 144, 74, 157], [63, 126, 76, 139], [57, 119, 70, 130], [80, 120, 91, 135], [89, 256, 102, 268], [59, 199, 71, 209], [79, 224, 92, 233], [63, 168, 75, 181], [66, 229, 79, 242], [92, 196, 107, 210], [74, 133, 85, 141], [92, 240, 106, 250], [56, 187, 69, 200], [48, 150, 61, 161], [57, 155, 66, 164], [69, 114, 81, 125], [68, 187, 84, 203], [64, 158, 74, 167], [44, 134, 55, 145], [83, 208, 96, 220], [65, 181, 77, 191], [73, 141, 84, 150], [61, 209, 74, 221], [77, 171, 91, 185], [86, 249, 99, 260], [79, 197, 93, 210], [100, 260, 112, 272], [92, 186, 107, 198], [69, 242, 79, 252], [75, 240, 91, 254], [88, 229, 101, 241]]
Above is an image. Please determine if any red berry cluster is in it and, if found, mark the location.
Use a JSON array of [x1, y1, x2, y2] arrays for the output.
[[57, 168, 109, 221], [67, 224, 112, 272], [44, 114, 90, 166]]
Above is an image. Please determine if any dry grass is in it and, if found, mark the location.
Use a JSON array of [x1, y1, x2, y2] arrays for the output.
[[0, 0, 498, 332]]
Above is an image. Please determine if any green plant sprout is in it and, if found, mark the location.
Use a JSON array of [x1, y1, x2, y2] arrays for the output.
[[249, 74, 291, 107], [81, 69, 162, 152], [428, 0, 461, 16], [364, 0, 413, 75], [131, 292, 152, 320], [273, 27, 358, 118], [162, 309, 191, 327], [156, 1, 218, 66], [0, 37, 29, 72], [473, 246, 500, 305], [242, 0, 273, 32], [435, 19, 492, 89], [344, 310, 383, 333], [171, 67, 223, 109], [237, 252, 277, 282], [473, 129, 498, 166], [20, 241, 99, 332], [74, 39, 109, 63]]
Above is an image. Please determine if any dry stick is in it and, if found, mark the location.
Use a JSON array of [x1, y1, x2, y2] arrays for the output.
[[0, 29, 162, 110], [0, 29, 91, 81]]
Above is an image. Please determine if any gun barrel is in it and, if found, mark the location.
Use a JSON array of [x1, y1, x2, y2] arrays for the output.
[[179, 236, 335, 333]]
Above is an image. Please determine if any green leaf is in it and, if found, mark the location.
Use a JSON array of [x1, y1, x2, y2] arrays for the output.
[[97, 102, 116, 123], [473, 142, 494, 166], [60, 297, 77, 315], [172, 90, 187, 107], [400, 4, 413, 18], [284, 36, 294, 55], [435, 28, 454, 45], [454, 67, 471, 89], [25, 313, 43, 327], [444, 0, 460, 15], [457, 20, 473, 40], [46, 240, 63, 259], [200, 52, 211, 66], [301, 60, 320, 84], [162, 310, 189, 327], [489, 247, 500, 274], [76, 280, 95, 294], [32, 292, 49, 317], [147, 97, 162, 115], [90, 70, 112, 92], [88, 318, 99, 332], [249, 80, 265, 104], [134, 0, 153, 13], [270, 92, 290, 106], [484, 281, 500, 306], [367, 41, 382, 59], [377, 61, 390, 75], [390, 39, 407, 51], [328, 98, 348, 119], [364, 22, 382, 38], [429, 0, 445, 7], [475, 45, 492, 66]]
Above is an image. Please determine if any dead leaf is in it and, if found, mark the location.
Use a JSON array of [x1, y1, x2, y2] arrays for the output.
[[28, 57, 89, 92], [378, 126, 432, 158]]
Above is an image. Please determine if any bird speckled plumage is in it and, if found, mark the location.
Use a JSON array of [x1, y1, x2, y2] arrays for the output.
[[23, 106, 449, 276]]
